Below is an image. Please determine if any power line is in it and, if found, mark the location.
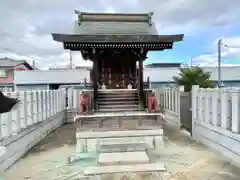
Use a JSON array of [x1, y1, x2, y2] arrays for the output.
[[0, 45, 50, 65], [0, 31, 51, 64]]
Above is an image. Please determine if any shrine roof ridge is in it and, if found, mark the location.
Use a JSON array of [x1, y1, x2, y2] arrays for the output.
[[74, 10, 154, 23]]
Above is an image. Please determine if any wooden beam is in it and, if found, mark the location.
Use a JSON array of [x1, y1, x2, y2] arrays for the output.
[[138, 58, 144, 109], [92, 59, 99, 111]]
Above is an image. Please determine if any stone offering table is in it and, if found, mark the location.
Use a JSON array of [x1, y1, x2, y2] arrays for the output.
[[76, 129, 164, 153]]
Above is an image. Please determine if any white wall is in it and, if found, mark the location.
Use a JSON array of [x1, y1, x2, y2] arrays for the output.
[[144, 67, 179, 82], [144, 66, 240, 82], [14, 69, 91, 84], [14, 66, 240, 85]]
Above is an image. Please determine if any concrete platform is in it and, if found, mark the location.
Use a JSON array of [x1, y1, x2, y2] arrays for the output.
[[76, 129, 163, 139], [98, 152, 149, 165]]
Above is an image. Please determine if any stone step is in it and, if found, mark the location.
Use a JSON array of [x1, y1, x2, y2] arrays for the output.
[[98, 90, 138, 94], [98, 101, 139, 105], [98, 97, 139, 102], [97, 108, 141, 112], [98, 104, 139, 109], [97, 140, 147, 153], [98, 95, 138, 99]]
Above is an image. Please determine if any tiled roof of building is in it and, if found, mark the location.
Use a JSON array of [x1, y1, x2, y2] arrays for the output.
[[0, 57, 34, 70]]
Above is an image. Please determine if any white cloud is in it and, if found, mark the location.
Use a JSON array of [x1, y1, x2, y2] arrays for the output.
[[1, 0, 240, 69], [193, 36, 240, 66]]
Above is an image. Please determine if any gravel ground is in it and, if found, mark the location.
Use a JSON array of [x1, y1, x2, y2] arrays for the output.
[[3, 123, 240, 180]]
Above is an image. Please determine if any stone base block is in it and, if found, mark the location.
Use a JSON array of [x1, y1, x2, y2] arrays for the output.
[[98, 152, 149, 165]]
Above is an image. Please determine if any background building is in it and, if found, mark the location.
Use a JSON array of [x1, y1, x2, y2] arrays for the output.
[[0, 57, 34, 91]]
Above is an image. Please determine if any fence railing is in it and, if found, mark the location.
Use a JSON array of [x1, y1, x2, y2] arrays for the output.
[[0, 89, 66, 140], [155, 87, 183, 125], [192, 86, 240, 134], [0, 86, 14, 92]]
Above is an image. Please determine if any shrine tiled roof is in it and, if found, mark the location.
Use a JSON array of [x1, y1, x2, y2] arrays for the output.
[[51, 11, 184, 49]]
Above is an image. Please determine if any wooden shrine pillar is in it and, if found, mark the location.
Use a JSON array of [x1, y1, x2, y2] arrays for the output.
[[93, 59, 99, 111], [138, 58, 144, 109]]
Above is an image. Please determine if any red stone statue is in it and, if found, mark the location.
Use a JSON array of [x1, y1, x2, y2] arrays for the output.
[[79, 92, 89, 115]]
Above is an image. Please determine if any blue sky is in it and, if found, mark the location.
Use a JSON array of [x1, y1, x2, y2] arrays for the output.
[[146, 25, 240, 66]]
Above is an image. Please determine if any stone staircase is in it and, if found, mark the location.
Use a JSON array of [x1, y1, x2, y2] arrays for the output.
[[97, 90, 140, 112]]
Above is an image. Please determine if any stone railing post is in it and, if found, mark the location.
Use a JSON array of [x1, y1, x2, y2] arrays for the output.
[[53, 90, 56, 113], [191, 85, 199, 140], [55, 90, 59, 113], [11, 92, 20, 134], [211, 88, 220, 126], [73, 89, 78, 110], [220, 88, 229, 129], [32, 91, 38, 124], [49, 90, 53, 117], [36, 91, 40, 123], [1, 113, 10, 138], [47, 90, 51, 119], [20, 91, 27, 129], [177, 86, 184, 122], [26, 91, 33, 126], [204, 88, 210, 124], [38, 91, 43, 122], [231, 88, 240, 133]]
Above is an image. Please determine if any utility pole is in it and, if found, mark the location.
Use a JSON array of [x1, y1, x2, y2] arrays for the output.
[[190, 58, 193, 67], [32, 60, 36, 69], [217, 39, 222, 87], [69, 50, 73, 69]]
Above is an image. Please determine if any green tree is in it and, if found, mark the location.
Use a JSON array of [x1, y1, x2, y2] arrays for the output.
[[173, 67, 214, 92]]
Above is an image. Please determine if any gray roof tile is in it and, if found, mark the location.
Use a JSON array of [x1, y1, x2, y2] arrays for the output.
[[0, 58, 25, 67], [73, 21, 158, 35], [73, 12, 158, 35]]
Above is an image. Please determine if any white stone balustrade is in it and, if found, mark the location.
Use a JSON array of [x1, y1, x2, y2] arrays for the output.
[[192, 86, 240, 166], [157, 86, 183, 125], [0, 89, 66, 140], [192, 86, 240, 134]]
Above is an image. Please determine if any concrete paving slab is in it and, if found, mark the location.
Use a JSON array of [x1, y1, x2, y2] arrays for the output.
[[84, 163, 165, 175], [98, 152, 149, 165]]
